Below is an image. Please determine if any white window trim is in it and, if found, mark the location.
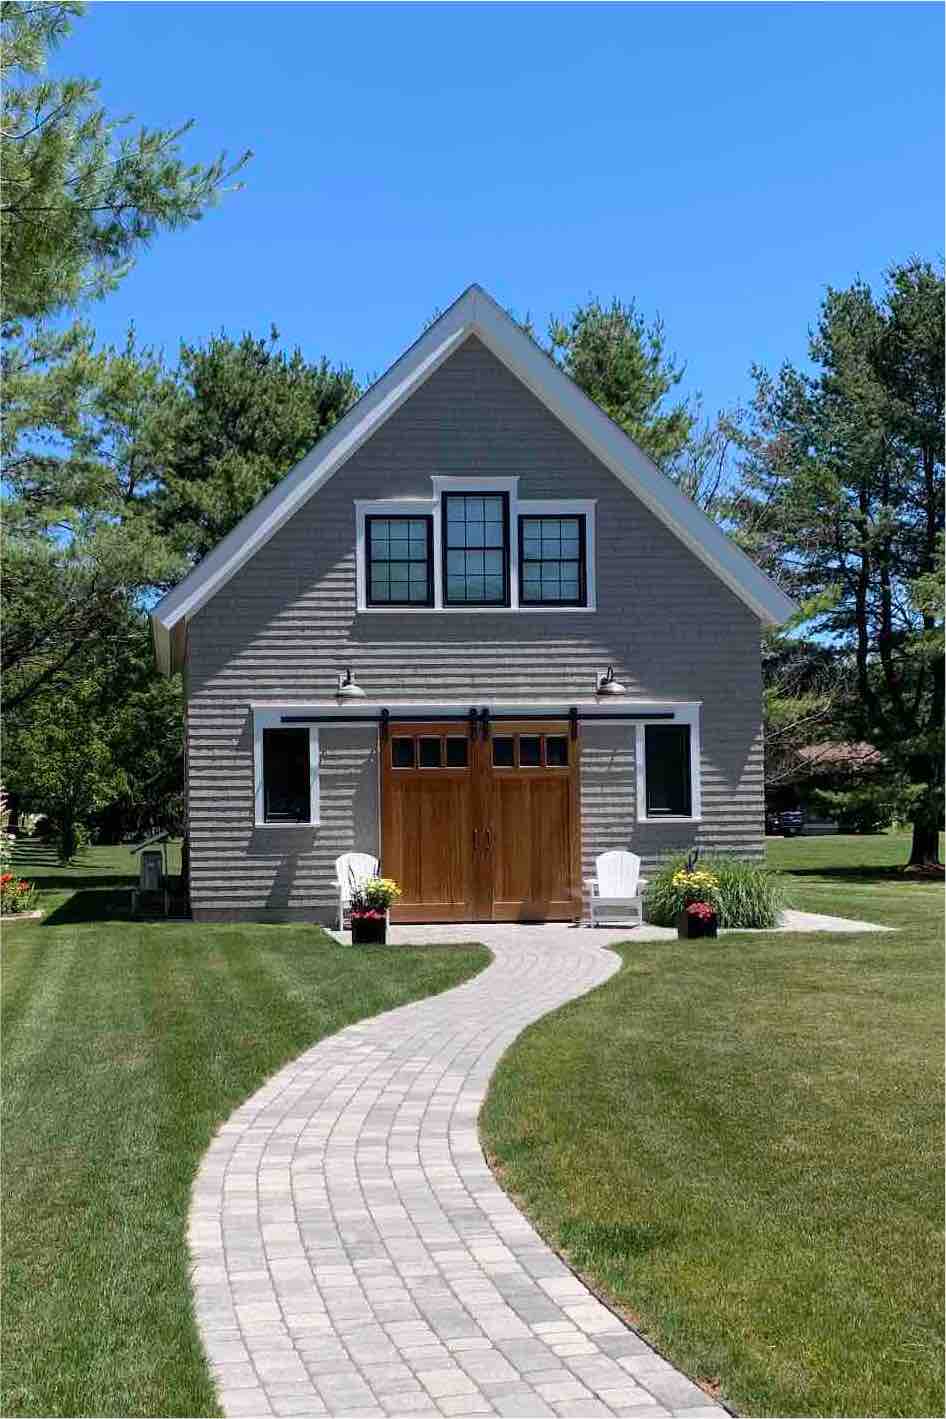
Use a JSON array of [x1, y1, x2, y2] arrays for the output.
[[355, 498, 434, 613], [516, 498, 597, 611], [634, 703, 702, 824], [355, 478, 596, 612], [253, 708, 320, 827]]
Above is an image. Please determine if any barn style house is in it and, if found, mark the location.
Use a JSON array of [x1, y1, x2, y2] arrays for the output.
[[151, 285, 795, 924]]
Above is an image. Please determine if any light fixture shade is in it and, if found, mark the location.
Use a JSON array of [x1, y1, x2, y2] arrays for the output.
[[596, 665, 627, 696], [337, 668, 366, 700]]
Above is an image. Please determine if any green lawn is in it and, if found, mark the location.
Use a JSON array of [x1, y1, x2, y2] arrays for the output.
[[481, 833, 944, 1418], [2, 842, 489, 1418]]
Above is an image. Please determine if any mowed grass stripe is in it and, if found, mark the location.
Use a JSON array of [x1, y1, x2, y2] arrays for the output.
[[2, 846, 489, 1418], [481, 834, 944, 1418], [6, 925, 167, 1417]]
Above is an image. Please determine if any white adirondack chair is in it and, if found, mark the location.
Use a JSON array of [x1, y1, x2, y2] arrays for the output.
[[584, 850, 647, 928], [335, 852, 380, 930]]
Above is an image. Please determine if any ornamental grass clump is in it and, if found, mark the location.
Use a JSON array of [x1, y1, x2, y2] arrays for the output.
[[645, 853, 785, 929]]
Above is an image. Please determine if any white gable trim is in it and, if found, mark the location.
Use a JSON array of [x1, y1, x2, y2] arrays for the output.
[[151, 283, 796, 672]]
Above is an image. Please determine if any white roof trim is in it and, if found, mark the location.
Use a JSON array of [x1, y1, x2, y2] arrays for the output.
[[151, 283, 796, 672]]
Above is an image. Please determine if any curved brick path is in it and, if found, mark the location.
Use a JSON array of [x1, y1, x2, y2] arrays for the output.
[[189, 926, 728, 1419]]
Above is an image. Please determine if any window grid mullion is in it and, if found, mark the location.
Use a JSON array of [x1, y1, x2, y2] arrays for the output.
[[442, 492, 510, 606], [366, 514, 433, 607], [518, 513, 586, 606]]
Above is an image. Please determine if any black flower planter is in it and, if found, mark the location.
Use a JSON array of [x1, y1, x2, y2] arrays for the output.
[[676, 909, 718, 940], [351, 913, 387, 945]]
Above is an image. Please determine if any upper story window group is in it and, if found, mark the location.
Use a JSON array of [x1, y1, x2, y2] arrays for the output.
[[356, 476, 596, 613]]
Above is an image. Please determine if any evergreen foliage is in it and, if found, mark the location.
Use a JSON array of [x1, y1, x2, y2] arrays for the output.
[[1, 0, 249, 326], [731, 260, 944, 866], [155, 329, 360, 563], [533, 297, 697, 465]]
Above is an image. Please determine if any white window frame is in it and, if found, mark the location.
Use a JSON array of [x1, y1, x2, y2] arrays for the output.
[[634, 703, 702, 824], [355, 476, 596, 612], [253, 708, 320, 827], [515, 498, 597, 611]]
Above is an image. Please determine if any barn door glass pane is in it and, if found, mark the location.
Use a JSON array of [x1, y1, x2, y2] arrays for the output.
[[445, 737, 469, 767], [419, 737, 442, 768], [492, 737, 515, 767], [545, 736, 568, 766], [392, 738, 415, 768]]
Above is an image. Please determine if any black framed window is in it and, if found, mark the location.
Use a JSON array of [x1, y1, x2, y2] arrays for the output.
[[443, 493, 509, 605], [366, 516, 433, 605], [519, 515, 586, 605], [262, 728, 311, 823], [644, 724, 692, 817]]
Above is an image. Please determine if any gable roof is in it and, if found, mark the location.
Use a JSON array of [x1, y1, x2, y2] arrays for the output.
[[151, 282, 797, 672]]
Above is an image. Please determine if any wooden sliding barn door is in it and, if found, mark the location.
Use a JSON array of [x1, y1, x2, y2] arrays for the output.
[[381, 722, 477, 922], [481, 722, 580, 921], [381, 718, 581, 923]]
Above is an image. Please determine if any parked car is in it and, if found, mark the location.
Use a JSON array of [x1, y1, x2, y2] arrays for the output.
[[766, 808, 805, 836]]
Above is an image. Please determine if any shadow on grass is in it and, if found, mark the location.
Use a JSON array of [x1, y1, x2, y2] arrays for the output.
[[43, 889, 140, 926], [43, 885, 191, 926], [11, 844, 82, 866], [12, 843, 136, 890], [31, 874, 137, 891], [783, 866, 935, 883]]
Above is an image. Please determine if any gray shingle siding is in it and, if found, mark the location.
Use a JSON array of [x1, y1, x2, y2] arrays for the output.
[[186, 335, 763, 921]]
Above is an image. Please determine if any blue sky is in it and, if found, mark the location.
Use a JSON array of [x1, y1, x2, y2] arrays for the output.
[[55, 2, 942, 418]]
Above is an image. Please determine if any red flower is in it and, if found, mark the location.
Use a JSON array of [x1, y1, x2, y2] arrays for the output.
[[351, 908, 385, 920], [0, 873, 13, 886], [686, 900, 716, 921]]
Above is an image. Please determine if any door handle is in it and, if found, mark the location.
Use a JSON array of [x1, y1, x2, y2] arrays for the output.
[[473, 828, 479, 853], [485, 828, 493, 851]]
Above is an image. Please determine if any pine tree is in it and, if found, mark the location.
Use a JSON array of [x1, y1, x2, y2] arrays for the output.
[[546, 298, 696, 465], [732, 260, 944, 867], [1, 0, 249, 327], [156, 330, 360, 564]]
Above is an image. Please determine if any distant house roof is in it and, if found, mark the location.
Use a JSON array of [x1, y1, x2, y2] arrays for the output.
[[150, 282, 798, 674], [130, 831, 171, 854], [794, 742, 884, 773]]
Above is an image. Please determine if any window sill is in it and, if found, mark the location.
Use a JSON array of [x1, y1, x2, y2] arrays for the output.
[[355, 605, 597, 614], [637, 816, 702, 826], [254, 820, 320, 829]]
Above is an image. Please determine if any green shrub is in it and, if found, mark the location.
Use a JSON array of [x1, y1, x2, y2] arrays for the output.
[[645, 853, 785, 929], [811, 784, 898, 834]]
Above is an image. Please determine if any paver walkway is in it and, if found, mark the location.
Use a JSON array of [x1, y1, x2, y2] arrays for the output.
[[190, 926, 730, 1419]]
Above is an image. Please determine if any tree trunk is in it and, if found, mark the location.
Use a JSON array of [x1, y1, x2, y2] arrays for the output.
[[908, 819, 942, 868]]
